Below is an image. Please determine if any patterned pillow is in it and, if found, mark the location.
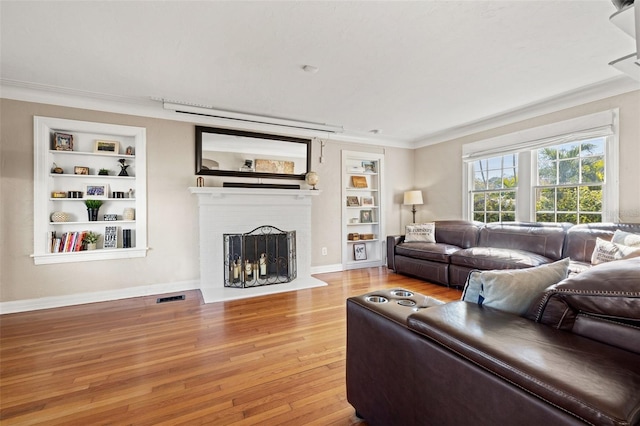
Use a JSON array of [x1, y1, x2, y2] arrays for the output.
[[612, 230, 640, 247], [461, 258, 570, 316], [404, 223, 435, 243], [591, 237, 640, 265]]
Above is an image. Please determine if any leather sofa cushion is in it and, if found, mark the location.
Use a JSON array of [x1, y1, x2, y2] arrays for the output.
[[526, 257, 640, 354], [408, 302, 640, 426], [434, 220, 483, 249], [479, 222, 568, 260], [395, 242, 462, 263], [450, 247, 553, 270], [563, 223, 640, 263]]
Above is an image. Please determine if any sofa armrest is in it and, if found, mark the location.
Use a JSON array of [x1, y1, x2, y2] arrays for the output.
[[386, 235, 404, 270]]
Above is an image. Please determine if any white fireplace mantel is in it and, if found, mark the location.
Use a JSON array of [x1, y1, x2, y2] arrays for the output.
[[190, 186, 325, 303]]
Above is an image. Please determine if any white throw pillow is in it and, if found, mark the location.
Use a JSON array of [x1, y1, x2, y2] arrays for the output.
[[611, 230, 640, 247], [461, 258, 570, 316], [404, 223, 435, 243], [591, 237, 640, 265]]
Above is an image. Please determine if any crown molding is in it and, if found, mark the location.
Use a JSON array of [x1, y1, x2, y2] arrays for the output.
[[412, 75, 640, 148], [0, 79, 410, 148]]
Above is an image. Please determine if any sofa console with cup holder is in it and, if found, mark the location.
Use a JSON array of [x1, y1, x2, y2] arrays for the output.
[[346, 257, 640, 425]]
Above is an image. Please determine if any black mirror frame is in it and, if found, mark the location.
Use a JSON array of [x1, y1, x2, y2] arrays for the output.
[[195, 126, 312, 180]]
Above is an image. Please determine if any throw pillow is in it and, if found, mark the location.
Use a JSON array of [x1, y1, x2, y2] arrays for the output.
[[611, 230, 640, 247], [461, 258, 570, 316], [591, 237, 640, 265], [461, 270, 483, 303], [404, 223, 435, 243]]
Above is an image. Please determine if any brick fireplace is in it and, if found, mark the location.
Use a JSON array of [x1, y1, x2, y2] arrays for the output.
[[190, 187, 326, 303]]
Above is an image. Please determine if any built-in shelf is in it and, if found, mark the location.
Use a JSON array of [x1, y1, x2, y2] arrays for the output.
[[341, 151, 385, 270], [609, 4, 640, 82], [32, 116, 148, 264]]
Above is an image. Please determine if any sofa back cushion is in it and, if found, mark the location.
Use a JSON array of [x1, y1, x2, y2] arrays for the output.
[[526, 257, 640, 354], [478, 222, 569, 261], [563, 223, 640, 263], [433, 220, 483, 249]]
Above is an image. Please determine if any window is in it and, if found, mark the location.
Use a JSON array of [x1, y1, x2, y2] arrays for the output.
[[471, 154, 518, 223], [535, 138, 605, 223], [462, 110, 618, 224]]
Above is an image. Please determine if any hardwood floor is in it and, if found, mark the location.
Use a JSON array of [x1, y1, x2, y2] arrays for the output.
[[0, 268, 461, 425]]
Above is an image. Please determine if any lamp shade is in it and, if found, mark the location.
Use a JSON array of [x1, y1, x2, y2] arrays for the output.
[[403, 190, 424, 205]]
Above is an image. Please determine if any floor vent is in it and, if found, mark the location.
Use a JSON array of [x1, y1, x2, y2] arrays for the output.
[[156, 295, 185, 304]]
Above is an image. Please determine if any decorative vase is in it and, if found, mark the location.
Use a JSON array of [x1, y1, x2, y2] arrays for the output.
[[51, 211, 70, 222], [123, 208, 135, 220], [305, 171, 319, 190], [86, 243, 97, 250], [87, 208, 99, 221]]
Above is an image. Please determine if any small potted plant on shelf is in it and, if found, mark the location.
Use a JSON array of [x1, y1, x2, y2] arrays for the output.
[[83, 231, 100, 250], [98, 168, 110, 176], [84, 199, 103, 221]]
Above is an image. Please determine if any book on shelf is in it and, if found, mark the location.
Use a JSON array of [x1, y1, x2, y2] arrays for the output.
[[48, 231, 89, 253]]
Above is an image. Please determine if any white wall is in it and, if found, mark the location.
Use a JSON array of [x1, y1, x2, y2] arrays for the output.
[[415, 90, 640, 222], [0, 99, 414, 305]]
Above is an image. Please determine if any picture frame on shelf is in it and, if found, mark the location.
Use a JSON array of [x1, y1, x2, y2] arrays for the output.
[[104, 226, 118, 249], [94, 140, 119, 154], [354, 243, 367, 260], [53, 132, 74, 151], [346, 196, 360, 207], [360, 209, 373, 223], [74, 166, 89, 175], [351, 176, 368, 188], [361, 196, 374, 206], [84, 183, 110, 199], [125, 146, 135, 156], [362, 161, 376, 173]]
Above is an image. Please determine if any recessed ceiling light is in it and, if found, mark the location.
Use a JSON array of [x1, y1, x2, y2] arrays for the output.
[[302, 65, 319, 73], [370, 129, 382, 134]]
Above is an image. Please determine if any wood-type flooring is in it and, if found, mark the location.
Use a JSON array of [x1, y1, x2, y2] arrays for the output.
[[1, 267, 461, 425]]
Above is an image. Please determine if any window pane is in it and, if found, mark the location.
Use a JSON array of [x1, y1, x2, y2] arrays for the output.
[[578, 186, 602, 212], [474, 171, 487, 190], [473, 212, 485, 222], [487, 157, 502, 170], [536, 213, 554, 222], [501, 213, 515, 222], [486, 192, 501, 212], [579, 213, 602, 224], [581, 138, 605, 156], [538, 159, 557, 185], [558, 159, 579, 184], [501, 191, 516, 211], [558, 213, 577, 223], [557, 187, 577, 211], [487, 170, 502, 189], [503, 154, 517, 168], [473, 193, 485, 210], [581, 156, 604, 183], [557, 142, 580, 159], [486, 213, 500, 223], [503, 168, 517, 187], [536, 188, 555, 211]]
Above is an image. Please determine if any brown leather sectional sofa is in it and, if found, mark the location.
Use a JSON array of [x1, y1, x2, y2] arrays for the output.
[[387, 221, 640, 287], [346, 258, 640, 425]]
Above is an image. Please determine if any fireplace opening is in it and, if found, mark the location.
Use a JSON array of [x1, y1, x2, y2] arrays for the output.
[[224, 225, 297, 288]]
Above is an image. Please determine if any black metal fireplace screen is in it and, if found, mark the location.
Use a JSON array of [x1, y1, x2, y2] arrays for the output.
[[223, 225, 297, 288]]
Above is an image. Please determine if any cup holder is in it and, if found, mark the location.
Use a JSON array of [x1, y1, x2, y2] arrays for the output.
[[365, 295, 388, 304], [391, 290, 414, 298], [397, 299, 416, 307]]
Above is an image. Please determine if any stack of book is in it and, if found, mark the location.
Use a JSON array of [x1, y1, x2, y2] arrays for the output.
[[48, 231, 87, 253]]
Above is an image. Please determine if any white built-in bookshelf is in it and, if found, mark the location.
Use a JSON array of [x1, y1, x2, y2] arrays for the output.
[[32, 116, 147, 264]]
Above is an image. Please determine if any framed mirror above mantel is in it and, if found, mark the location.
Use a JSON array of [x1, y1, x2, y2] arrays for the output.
[[195, 126, 312, 180]]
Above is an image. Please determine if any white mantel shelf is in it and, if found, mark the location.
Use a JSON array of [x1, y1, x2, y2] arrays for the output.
[[189, 186, 321, 198], [190, 185, 325, 303]]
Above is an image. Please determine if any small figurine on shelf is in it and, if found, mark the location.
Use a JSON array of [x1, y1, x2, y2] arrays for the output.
[[128, 188, 134, 199], [51, 162, 63, 174], [118, 158, 129, 176]]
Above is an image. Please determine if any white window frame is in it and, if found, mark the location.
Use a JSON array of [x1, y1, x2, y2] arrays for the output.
[[462, 109, 619, 223]]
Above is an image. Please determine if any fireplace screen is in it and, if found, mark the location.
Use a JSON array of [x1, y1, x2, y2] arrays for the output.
[[224, 225, 297, 288]]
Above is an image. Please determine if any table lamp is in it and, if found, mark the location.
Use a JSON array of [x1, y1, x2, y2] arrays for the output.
[[403, 190, 424, 223]]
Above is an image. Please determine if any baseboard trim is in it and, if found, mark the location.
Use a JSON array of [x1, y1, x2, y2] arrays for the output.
[[0, 280, 200, 314], [311, 264, 343, 274]]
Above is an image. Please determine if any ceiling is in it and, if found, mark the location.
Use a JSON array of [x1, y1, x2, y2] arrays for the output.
[[1, 1, 637, 146]]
